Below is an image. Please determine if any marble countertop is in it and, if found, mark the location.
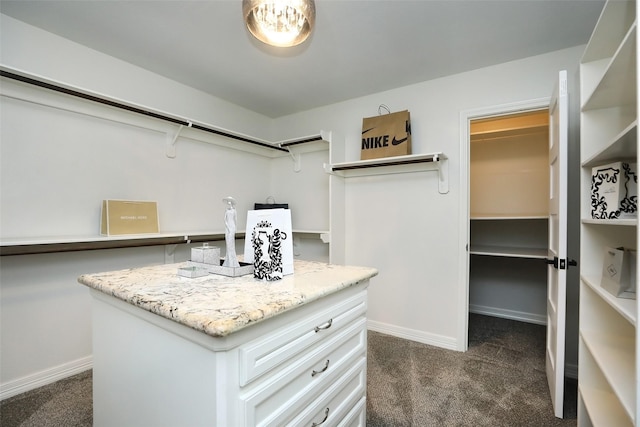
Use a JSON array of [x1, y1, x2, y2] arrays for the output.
[[78, 260, 377, 338]]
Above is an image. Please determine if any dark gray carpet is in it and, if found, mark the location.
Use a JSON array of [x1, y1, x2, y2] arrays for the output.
[[1, 314, 576, 426], [0, 370, 92, 427], [367, 314, 577, 426]]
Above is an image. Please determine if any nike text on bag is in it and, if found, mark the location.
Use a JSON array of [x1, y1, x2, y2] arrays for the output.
[[361, 110, 412, 160]]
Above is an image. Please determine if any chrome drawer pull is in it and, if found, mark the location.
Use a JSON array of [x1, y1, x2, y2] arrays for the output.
[[311, 359, 330, 377], [314, 319, 332, 333], [311, 407, 329, 426]]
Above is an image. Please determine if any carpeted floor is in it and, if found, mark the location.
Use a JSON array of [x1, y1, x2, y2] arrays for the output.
[[367, 314, 577, 426], [1, 314, 576, 426]]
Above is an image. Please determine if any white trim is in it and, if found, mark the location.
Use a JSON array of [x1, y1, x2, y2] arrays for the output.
[[469, 304, 547, 325], [458, 98, 551, 353], [367, 320, 459, 351], [0, 356, 92, 401]]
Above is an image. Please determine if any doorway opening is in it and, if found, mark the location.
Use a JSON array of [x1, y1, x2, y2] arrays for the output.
[[468, 109, 550, 330]]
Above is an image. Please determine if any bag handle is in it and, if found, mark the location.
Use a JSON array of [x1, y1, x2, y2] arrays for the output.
[[378, 104, 391, 115]]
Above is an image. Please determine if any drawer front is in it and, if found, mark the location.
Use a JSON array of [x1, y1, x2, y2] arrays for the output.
[[241, 317, 366, 427], [286, 357, 367, 427], [337, 396, 366, 427], [239, 290, 366, 386]]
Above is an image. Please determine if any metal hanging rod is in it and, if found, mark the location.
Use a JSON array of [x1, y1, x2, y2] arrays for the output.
[[0, 69, 289, 153], [331, 154, 439, 171], [280, 135, 324, 147]]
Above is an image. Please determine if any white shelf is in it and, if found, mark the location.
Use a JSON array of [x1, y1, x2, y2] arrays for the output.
[[581, 274, 637, 326], [327, 153, 449, 194], [582, 0, 636, 63], [582, 24, 637, 111], [581, 121, 637, 167], [580, 329, 636, 421], [470, 245, 547, 259], [470, 215, 547, 220], [579, 386, 634, 427], [0, 229, 330, 255], [581, 218, 638, 226]]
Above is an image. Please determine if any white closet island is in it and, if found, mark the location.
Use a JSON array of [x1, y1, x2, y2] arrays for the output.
[[78, 260, 377, 427]]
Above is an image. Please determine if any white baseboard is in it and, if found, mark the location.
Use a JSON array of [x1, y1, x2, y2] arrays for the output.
[[469, 304, 547, 325], [368, 320, 459, 351], [0, 356, 93, 401]]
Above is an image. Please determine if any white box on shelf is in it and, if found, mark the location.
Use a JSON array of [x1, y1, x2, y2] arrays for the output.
[[191, 243, 220, 265], [591, 161, 638, 219]]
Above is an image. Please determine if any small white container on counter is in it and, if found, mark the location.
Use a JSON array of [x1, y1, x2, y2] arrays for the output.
[[191, 243, 221, 265]]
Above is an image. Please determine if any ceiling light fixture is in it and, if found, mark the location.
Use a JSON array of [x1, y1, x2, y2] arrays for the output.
[[242, 0, 316, 48]]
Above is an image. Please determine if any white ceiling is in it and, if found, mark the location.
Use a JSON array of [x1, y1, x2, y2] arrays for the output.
[[1, 0, 604, 118]]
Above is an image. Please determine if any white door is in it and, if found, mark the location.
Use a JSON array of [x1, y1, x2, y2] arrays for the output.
[[546, 69, 568, 419]]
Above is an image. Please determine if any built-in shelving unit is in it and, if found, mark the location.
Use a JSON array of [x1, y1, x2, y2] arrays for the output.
[[577, 1, 638, 425]]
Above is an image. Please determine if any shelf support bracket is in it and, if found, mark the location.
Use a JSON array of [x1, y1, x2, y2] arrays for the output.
[[436, 156, 449, 194], [286, 147, 302, 173], [166, 122, 192, 158]]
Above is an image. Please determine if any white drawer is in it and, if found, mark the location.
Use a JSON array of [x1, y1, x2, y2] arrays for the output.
[[286, 357, 367, 427], [239, 290, 366, 386], [241, 317, 366, 427], [337, 396, 366, 427]]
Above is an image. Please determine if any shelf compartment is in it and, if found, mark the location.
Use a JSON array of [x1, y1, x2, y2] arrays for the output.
[[470, 218, 548, 259], [580, 330, 636, 422], [578, 343, 634, 427], [581, 121, 637, 167], [581, 275, 636, 326], [581, 0, 636, 63], [582, 24, 637, 112]]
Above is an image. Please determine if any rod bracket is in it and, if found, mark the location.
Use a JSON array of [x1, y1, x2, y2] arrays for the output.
[[166, 122, 192, 158]]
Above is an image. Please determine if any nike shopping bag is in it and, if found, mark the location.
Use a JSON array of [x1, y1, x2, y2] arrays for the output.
[[361, 109, 412, 160]]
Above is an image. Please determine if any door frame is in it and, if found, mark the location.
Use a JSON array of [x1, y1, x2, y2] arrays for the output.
[[457, 97, 550, 351]]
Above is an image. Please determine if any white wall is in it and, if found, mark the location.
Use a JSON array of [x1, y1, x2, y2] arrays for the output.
[[272, 46, 584, 359]]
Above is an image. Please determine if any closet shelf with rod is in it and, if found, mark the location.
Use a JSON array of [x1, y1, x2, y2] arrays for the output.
[[326, 152, 449, 194]]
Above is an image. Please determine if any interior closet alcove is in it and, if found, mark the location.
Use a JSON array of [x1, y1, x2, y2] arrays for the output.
[[468, 109, 550, 325]]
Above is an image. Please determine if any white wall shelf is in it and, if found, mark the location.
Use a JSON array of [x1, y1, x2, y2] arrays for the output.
[[581, 274, 637, 326], [581, 218, 637, 226], [581, 121, 637, 168], [582, 24, 637, 112], [469, 245, 547, 259], [326, 153, 448, 194], [0, 229, 330, 256], [470, 215, 548, 220]]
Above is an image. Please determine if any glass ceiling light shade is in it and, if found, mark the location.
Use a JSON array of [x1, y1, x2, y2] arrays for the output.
[[243, 0, 316, 47]]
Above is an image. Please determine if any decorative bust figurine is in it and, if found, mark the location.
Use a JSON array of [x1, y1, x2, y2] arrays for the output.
[[222, 196, 240, 268]]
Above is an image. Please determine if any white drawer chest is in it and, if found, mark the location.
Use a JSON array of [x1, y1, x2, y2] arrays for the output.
[[79, 260, 377, 427]]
